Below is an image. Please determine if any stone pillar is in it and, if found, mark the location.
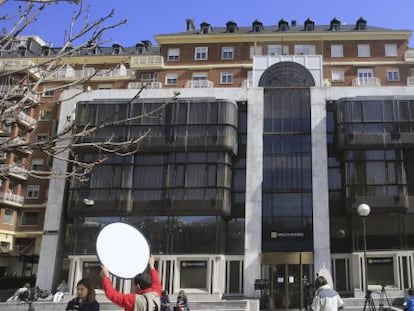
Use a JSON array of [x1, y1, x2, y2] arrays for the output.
[[244, 88, 264, 298], [36, 92, 78, 292], [310, 88, 331, 274]]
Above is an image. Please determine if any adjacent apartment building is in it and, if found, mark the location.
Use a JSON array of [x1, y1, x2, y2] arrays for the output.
[[1, 17, 414, 310]]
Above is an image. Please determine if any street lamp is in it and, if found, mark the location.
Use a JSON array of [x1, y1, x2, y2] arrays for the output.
[[357, 204, 371, 295]]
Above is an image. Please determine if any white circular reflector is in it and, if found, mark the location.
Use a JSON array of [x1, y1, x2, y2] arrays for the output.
[[96, 222, 150, 279]]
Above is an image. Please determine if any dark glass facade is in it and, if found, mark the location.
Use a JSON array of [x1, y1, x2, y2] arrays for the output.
[[262, 88, 313, 252], [65, 98, 246, 255], [328, 97, 414, 253]]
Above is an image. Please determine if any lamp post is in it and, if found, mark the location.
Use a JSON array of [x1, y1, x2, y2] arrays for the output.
[[357, 203, 371, 295]]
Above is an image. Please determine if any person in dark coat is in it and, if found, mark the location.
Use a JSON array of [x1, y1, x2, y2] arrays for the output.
[[66, 278, 99, 311], [161, 290, 171, 311]]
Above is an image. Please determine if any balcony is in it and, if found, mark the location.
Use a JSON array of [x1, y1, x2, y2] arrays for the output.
[[0, 59, 42, 78], [130, 55, 164, 69], [0, 85, 40, 103], [128, 81, 162, 89], [352, 77, 381, 87], [7, 137, 33, 155], [407, 77, 414, 86], [185, 80, 214, 88], [17, 111, 37, 130], [0, 163, 28, 180], [0, 191, 24, 207], [404, 49, 414, 61], [47, 67, 135, 81]]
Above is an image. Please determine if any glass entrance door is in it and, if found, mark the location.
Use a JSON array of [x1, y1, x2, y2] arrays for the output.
[[269, 264, 312, 310]]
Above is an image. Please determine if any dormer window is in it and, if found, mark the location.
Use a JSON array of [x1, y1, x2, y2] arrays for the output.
[[136, 43, 144, 54], [18, 47, 26, 57], [356, 17, 367, 30], [278, 19, 289, 32], [112, 44, 121, 55], [330, 18, 341, 31], [200, 22, 212, 34], [252, 19, 263, 33], [41, 46, 50, 56], [226, 21, 238, 33], [304, 18, 315, 31]]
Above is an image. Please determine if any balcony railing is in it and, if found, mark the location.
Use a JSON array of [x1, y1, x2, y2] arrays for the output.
[[0, 191, 24, 207], [0, 85, 40, 103], [407, 77, 414, 86], [128, 81, 162, 89], [17, 111, 37, 130], [130, 55, 164, 68], [404, 49, 414, 61], [48, 68, 135, 81], [8, 137, 33, 154], [0, 163, 28, 180], [185, 80, 214, 88], [0, 59, 42, 78], [352, 77, 381, 87]]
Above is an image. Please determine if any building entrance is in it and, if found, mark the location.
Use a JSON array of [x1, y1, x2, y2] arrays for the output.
[[267, 264, 313, 310]]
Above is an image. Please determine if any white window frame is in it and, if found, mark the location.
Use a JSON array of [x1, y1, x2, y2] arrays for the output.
[[194, 47, 208, 60], [331, 44, 344, 58], [167, 48, 180, 61], [357, 44, 371, 57], [192, 73, 208, 81], [3, 209, 14, 225], [31, 159, 44, 171], [42, 85, 54, 97], [294, 44, 316, 55], [165, 73, 178, 85], [385, 44, 398, 57], [26, 185, 40, 199], [386, 69, 400, 81], [331, 70, 345, 82], [39, 109, 52, 120], [357, 68, 374, 78], [249, 46, 263, 59], [221, 47, 235, 60], [220, 72, 233, 84], [83, 67, 96, 77], [36, 134, 48, 142]]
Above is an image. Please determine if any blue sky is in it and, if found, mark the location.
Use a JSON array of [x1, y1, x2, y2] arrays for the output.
[[5, 0, 414, 46]]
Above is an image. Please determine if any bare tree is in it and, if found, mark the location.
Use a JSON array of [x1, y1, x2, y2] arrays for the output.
[[0, 0, 169, 182]]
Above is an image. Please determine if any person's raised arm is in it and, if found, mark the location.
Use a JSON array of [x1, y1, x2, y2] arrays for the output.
[[148, 256, 162, 297], [100, 266, 135, 310]]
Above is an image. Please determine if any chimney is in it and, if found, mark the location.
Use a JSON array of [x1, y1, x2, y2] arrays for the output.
[[291, 20, 297, 26], [186, 19, 195, 31]]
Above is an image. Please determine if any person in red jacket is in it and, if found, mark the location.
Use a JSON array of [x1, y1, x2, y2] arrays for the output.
[[100, 256, 162, 311]]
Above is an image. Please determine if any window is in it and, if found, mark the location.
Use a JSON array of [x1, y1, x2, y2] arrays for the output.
[[167, 48, 180, 61], [331, 70, 345, 82], [3, 209, 14, 225], [249, 46, 263, 59], [220, 72, 233, 84], [21, 211, 39, 225], [194, 47, 208, 60], [180, 260, 208, 289], [294, 45, 316, 55], [97, 84, 112, 90], [192, 73, 208, 80], [357, 44, 371, 57], [385, 44, 398, 57], [166, 74, 178, 85], [140, 72, 158, 82], [31, 159, 44, 171], [83, 67, 96, 77], [26, 185, 40, 199], [221, 47, 234, 60], [0, 242, 10, 252], [39, 109, 52, 120], [36, 134, 48, 142], [386, 69, 400, 81], [331, 45, 344, 58], [43, 85, 54, 97], [268, 45, 288, 56]]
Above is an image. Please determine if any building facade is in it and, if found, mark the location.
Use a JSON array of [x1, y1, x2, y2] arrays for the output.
[[1, 17, 414, 310]]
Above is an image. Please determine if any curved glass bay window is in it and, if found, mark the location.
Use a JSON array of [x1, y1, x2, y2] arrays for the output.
[[337, 97, 414, 147]]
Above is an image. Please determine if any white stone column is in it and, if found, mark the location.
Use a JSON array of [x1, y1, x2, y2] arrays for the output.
[[244, 88, 264, 298], [36, 91, 80, 292], [310, 88, 331, 274]]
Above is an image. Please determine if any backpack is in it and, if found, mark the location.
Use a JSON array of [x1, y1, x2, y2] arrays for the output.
[[134, 292, 160, 311]]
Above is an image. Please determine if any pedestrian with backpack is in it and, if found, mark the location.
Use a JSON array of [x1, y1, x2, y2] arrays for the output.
[[310, 276, 344, 311], [100, 256, 161, 311]]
